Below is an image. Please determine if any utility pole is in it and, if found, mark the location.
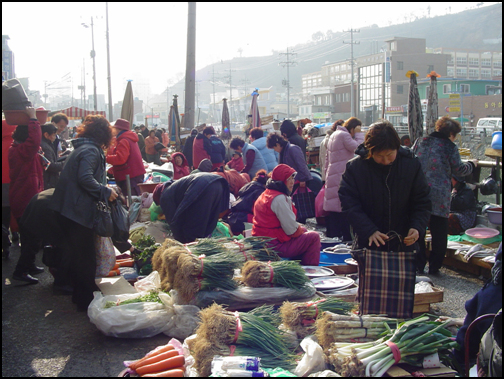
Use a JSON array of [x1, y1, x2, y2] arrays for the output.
[[90, 16, 98, 112], [279, 47, 297, 119], [106, 2, 113, 120], [184, 2, 196, 133], [343, 29, 360, 117], [240, 75, 250, 121]]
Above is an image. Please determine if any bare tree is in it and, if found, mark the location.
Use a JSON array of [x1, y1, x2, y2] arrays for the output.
[[237, 47, 243, 58], [312, 31, 324, 42], [326, 30, 333, 40]]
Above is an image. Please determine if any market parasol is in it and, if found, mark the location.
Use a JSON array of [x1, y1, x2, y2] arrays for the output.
[[171, 95, 181, 150], [120, 80, 134, 128], [247, 88, 261, 131], [220, 98, 231, 140], [406, 70, 424, 145], [425, 71, 440, 136]]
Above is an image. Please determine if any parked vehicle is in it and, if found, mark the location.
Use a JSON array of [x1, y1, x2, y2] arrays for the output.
[[476, 117, 502, 135]]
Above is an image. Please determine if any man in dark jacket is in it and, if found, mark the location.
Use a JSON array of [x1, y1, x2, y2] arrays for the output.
[[140, 124, 149, 139], [204, 127, 226, 170], [134, 126, 146, 161], [182, 128, 198, 169], [159, 173, 230, 243], [280, 119, 307, 157], [40, 123, 65, 190], [51, 113, 69, 156], [339, 123, 431, 253]]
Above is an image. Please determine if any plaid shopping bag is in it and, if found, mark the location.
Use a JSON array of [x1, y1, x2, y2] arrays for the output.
[[351, 248, 416, 319], [292, 187, 316, 221]]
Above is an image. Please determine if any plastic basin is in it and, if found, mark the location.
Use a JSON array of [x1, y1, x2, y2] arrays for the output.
[[486, 207, 502, 225], [319, 251, 352, 265], [138, 183, 160, 194], [4, 109, 49, 125]]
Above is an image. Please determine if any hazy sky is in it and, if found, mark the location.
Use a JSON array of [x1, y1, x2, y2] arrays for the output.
[[2, 2, 498, 106]]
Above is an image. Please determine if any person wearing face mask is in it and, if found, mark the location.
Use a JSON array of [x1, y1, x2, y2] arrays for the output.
[[252, 164, 321, 265], [40, 123, 66, 190], [338, 120, 431, 254]]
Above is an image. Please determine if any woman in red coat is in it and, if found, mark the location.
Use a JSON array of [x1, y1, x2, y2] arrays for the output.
[[106, 118, 146, 196], [171, 152, 190, 180], [2, 119, 17, 259], [9, 107, 45, 283]]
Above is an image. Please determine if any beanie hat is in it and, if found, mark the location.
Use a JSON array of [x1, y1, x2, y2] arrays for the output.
[[112, 118, 130, 131], [271, 164, 296, 185], [280, 120, 296, 137], [198, 158, 213, 172], [191, 128, 198, 136]]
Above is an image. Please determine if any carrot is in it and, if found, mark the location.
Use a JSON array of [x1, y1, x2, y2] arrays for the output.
[[112, 263, 120, 270], [117, 260, 134, 267], [106, 268, 120, 277], [129, 344, 175, 369], [140, 368, 185, 377], [134, 350, 179, 369], [135, 356, 185, 376]]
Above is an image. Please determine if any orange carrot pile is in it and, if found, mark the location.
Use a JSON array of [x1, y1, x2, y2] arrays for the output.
[[128, 344, 185, 377]]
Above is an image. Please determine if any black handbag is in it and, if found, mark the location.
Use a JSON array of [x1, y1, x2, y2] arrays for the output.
[[154, 142, 166, 151], [93, 195, 114, 237], [292, 186, 316, 221], [111, 198, 130, 242]]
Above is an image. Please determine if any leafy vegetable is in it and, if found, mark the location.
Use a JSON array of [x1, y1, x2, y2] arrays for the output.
[[104, 290, 168, 308]]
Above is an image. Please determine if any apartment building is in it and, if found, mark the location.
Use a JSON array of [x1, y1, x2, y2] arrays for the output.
[[433, 48, 502, 80]]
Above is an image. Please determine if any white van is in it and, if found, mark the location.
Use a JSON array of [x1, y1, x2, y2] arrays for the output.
[[476, 117, 502, 135]]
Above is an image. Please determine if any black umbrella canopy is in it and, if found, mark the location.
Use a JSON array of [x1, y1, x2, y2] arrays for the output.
[[220, 98, 231, 140]]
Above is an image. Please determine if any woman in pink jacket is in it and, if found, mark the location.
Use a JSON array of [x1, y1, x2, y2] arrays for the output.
[[323, 117, 364, 240]]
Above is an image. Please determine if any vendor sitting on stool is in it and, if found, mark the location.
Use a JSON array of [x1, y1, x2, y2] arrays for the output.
[[252, 164, 321, 265], [448, 175, 477, 235]]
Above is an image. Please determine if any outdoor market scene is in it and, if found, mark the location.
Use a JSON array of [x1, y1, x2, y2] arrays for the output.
[[2, 2, 503, 378]]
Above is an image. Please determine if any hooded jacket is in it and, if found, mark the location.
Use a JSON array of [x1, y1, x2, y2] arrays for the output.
[[279, 142, 312, 183], [49, 138, 112, 229], [251, 136, 278, 172], [412, 132, 475, 218], [8, 119, 44, 220], [209, 135, 226, 164], [339, 145, 431, 252], [171, 152, 190, 180], [106, 130, 146, 181], [41, 136, 65, 189], [192, 133, 212, 169], [319, 129, 334, 182], [323, 126, 364, 212], [160, 173, 230, 243]]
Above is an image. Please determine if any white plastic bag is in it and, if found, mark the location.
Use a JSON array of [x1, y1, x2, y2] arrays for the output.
[[163, 290, 200, 340], [134, 270, 161, 292], [294, 336, 327, 377], [88, 291, 173, 338]]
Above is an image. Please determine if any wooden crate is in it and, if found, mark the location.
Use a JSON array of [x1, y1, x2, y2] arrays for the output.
[[413, 287, 444, 314]]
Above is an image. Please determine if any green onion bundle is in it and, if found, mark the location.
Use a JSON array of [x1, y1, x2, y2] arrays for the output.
[[173, 252, 242, 303], [185, 238, 229, 256], [103, 290, 166, 308], [316, 312, 398, 350], [280, 298, 355, 338], [241, 260, 309, 289], [196, 303, 291, 360], [247, 304, 282, 327], [327, 314, 459, 377], [218, 236, 282, 262]]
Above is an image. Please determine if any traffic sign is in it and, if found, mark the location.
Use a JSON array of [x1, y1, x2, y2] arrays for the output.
[[445, 106, 450, 112], [449, 94, 461, 99], [449, 107, 461, 112], [449, 100, 461, 106]]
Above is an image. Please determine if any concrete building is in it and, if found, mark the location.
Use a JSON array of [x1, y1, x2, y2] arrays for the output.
[[433, 48, 502, 80], [2, 35, 15, 80]]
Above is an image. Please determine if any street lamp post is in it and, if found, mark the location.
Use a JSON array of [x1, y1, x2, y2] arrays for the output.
[[82, 18, 98, 112]]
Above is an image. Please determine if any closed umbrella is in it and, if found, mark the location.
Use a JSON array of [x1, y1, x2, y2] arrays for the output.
[[120, 80, 134, 128], [425, 71, 440, 136], [168, 105, 175, 143], [248, 88, 261, 131], [220, 98, 231, 140], [172, 95, 181, 150], [406, 70, 423, 145]]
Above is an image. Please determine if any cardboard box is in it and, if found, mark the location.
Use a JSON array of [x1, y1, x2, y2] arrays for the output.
[[413, 287, 443, 314], [386, 364, 456, 377]]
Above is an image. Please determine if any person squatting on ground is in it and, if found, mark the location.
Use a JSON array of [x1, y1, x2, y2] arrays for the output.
[[252, 164, 321, 265]]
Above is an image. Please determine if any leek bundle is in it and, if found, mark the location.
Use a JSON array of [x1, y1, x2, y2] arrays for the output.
[[173, 252, 242, 303], [220, 236, 282, 262], [327, 314, 459, 377], [280, 298, 355, 338], [315, 312, 398, 350], [241, 260, 309, 289]]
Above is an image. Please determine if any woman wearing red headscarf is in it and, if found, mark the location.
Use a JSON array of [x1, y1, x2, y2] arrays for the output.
[[252, 164, 321, 265]]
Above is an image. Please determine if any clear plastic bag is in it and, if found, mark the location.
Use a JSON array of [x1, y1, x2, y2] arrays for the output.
[[134, 270, 161, 292], [87, 291, 173, 338], [294, 336, 327, 377]]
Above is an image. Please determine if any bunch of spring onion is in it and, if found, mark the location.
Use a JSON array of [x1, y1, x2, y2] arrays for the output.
[[104, 290, 167, 308], [280, 298, 355, 338], [327, 314, 459, 377], [196, 303, 292, 361], [316, 312, 398, 350], [219, 236, 282, 262], [241, 260, 310, 289], [173, 251, 242, 303], [184, 238, 230, 256], [247, 304, 282, 327]]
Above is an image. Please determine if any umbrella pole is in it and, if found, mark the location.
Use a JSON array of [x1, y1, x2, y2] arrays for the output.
[[125, 174, 132, 208]]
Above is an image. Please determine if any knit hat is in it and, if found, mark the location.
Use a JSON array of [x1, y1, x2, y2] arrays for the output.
[[280, 120, 297, 137], [271, 164, 296, 185], [112, 118, 130, 131], [198, 158, 212, 172], [191, 128, 198, 136]]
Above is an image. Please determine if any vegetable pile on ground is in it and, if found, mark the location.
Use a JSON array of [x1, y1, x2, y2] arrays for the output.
[[280, 298, 355, 338], [326, 314, 459, 377], [189, 303, 296, 376], [316, 312, 398, 350], [132, 235, 161, 275], [126, 342, 185, 377], [104, 290, 168, 309], [241, 260, 310, 289]]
